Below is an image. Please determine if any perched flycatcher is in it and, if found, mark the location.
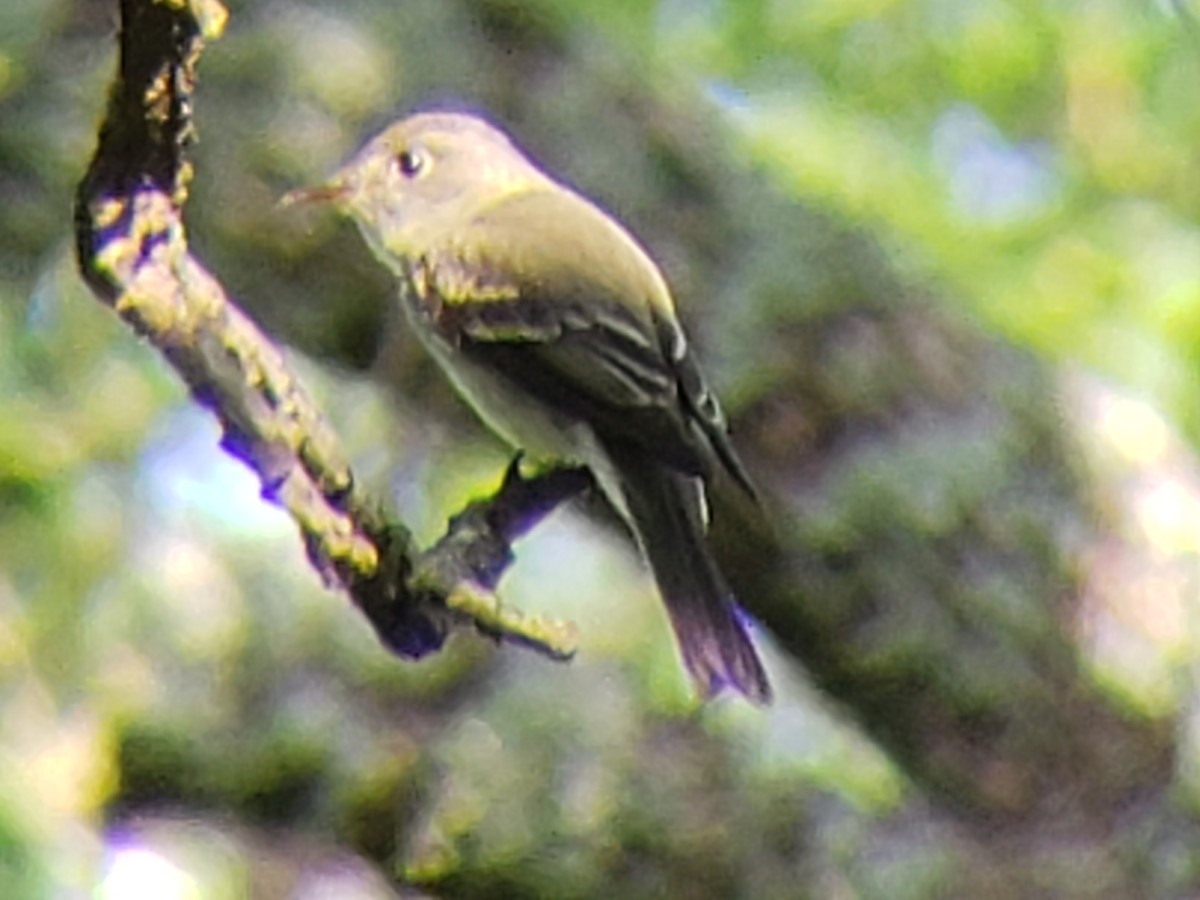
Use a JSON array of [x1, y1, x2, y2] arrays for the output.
[[295, 112, 770, 703]]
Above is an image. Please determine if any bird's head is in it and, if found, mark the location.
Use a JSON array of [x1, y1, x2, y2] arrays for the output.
[[284, 112, 552, 261]]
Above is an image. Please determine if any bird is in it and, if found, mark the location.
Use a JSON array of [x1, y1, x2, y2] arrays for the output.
[[292, 111, 770, 703]]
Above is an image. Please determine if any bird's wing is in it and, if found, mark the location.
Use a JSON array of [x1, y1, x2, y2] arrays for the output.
[[416, 188, 740, 482]]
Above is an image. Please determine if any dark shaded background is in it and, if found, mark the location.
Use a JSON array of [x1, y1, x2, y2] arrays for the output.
[[4, 1, 1200, 896]]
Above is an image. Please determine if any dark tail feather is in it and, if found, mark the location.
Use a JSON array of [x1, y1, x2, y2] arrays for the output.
[[609, 448, 771, 704]]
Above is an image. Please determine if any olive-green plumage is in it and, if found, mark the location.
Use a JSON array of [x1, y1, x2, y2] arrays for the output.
[[312, 112, 769, 703]]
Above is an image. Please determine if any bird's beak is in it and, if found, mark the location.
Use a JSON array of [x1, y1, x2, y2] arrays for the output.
[[279, 177, 350, 209]]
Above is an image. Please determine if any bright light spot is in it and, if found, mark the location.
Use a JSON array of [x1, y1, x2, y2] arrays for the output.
[[704, 80, 752, 114], [97, 847, 198, 900], [1095, 391, 1170, 465], [1137, 477, 1200, 554], [138, 405, 292, 537], [932, 104, 1059, 224]]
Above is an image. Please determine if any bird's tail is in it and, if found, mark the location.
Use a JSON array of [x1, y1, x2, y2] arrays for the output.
[[607, 446, 771, 704]]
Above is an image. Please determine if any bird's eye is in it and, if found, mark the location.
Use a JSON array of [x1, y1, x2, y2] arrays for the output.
[[396, 148, 425, 178]]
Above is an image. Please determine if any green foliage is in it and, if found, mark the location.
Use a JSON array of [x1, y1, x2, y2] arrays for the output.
[[4, 0, 1200, 896], [548, 0, 1200, 439]]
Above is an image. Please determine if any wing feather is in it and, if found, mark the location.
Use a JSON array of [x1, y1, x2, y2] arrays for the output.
[[419, 188, 749, 487]]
